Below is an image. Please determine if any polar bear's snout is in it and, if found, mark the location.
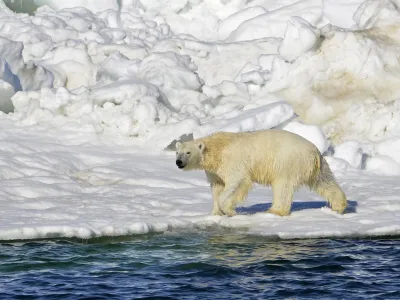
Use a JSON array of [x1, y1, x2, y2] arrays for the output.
[[176, 159, 185, 168], [175, 153, 187, 169]]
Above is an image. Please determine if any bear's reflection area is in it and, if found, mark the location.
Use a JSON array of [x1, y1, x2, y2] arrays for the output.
[[205, 234, 332, 268]]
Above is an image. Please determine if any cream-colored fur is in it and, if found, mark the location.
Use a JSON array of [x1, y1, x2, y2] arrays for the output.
[[175, 129, 347, 217]]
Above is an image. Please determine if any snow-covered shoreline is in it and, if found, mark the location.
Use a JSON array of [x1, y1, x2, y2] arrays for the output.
[[1, 0, 400, 240], [0, 120, 399, 241]]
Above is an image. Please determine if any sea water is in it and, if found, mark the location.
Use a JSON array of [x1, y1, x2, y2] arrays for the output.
[[0, 232, 399, 299]]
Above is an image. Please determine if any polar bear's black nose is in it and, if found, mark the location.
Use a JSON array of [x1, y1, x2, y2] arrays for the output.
[[176, 159, 183, 167]]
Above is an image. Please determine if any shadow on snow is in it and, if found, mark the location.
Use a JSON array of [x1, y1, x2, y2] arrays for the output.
[[237, 200, 358, 214]]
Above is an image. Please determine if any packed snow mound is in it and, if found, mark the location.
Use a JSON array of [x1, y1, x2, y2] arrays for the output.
[[0, 2, 302, 142], [226, 0, 326, 42], [217, 6, 267, 41], [278, 17, 321, 62], [353, 0, 400, 29], [333, 141, 364, 169], [0, 59, 19, 113], [152, 37, 280, 86], [254, 11, 400, 142], [0, 4, 195, 138], [0, 37, 53, 113], [34, 0, 119, 13], [323, 0, 366, 28], [12, 82, 176, 137], [1, 0, 400, 176], [278, 120, 329, 154], [0, 0, 13, 17]]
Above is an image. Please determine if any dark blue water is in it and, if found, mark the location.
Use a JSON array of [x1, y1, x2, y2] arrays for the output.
[[0, 232, 399, 299]]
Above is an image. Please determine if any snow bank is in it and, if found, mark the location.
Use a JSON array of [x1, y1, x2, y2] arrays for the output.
[[0, 0, 13, 17], [34, 0, 119, 13], [0, 121, 398, 241], [323, 0, 365, 28], [0, 59, 18, 113], [278, 17, 320, 62], [195, 102, 294, 137], [1, 0, 399, 161], [0, 37, 53, 112], [0, 0, 400, 241], [368, 137, 400, 175], [226, 0, 326, 42], [333, 141, 364, 169], [255, 12, 400, 144], [364, 155, 400, 176], [0, 2, 303, 144], [5, 0, 399, 148], [279, 120, 328, 154], [218, 6, 267, 41]]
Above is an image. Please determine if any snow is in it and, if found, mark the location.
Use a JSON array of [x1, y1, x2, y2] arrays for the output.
[[278, 120, 328, 154], [323, 0, 365, 28], [0, 0, 400, 241], [218, 6, 268, 41], [278, 17, 321, 62], [226, 0, 326, 42], [333, 141, 364, 169], [0, 120, 399, 241], [34, 0, 119, 13], [364, 155, 400, 176]]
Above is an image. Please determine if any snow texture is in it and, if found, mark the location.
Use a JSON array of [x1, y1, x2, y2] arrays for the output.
[[0, 0, 399, 240]]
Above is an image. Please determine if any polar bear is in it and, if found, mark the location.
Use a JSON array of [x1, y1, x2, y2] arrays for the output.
[[175, 129, 347, 217]]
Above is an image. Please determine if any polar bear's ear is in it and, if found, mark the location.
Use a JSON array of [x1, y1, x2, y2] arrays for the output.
[[175, 142, 182, 150], [198, 142, 205, 153]]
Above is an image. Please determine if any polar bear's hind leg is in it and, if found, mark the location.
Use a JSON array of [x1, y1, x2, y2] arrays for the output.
[[311, 157, 348, 214]]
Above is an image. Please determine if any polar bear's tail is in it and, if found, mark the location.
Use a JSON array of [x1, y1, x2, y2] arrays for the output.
[[312, 156, 348, 214]]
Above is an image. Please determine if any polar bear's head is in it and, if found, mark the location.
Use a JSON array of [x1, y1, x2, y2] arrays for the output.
[[175, 141, 205, 170]]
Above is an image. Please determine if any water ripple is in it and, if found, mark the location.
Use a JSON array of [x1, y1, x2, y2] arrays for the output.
[[0, 234, 399, 299]]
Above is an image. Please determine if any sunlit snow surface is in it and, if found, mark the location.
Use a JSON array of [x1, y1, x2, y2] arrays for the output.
[[0, 0, 400, 240], [0, 118, 399, 241]]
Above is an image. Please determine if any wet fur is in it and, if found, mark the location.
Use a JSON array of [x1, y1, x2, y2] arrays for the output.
[[176, 130, 347, 217]]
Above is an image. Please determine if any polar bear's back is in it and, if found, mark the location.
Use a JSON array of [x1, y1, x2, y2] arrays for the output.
[[204, 129, 321, 186], [207, 129, 319, 154]]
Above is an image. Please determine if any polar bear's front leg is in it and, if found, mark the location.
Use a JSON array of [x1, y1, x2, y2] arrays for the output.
[[210, 183, 224, 216], [206, 171, 224, 216], [218, 186, 238, 217], [219, 191, 236, 217], [218, 179, 248, 217]]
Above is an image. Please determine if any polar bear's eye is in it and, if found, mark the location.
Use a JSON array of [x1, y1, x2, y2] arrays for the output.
[[186, 152, 191, 155]]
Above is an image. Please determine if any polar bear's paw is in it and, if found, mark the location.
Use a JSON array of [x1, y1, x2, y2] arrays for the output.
[[211, 209, 225, 216], [267, 207, 290, 217], [221, 208, 237, 217]]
